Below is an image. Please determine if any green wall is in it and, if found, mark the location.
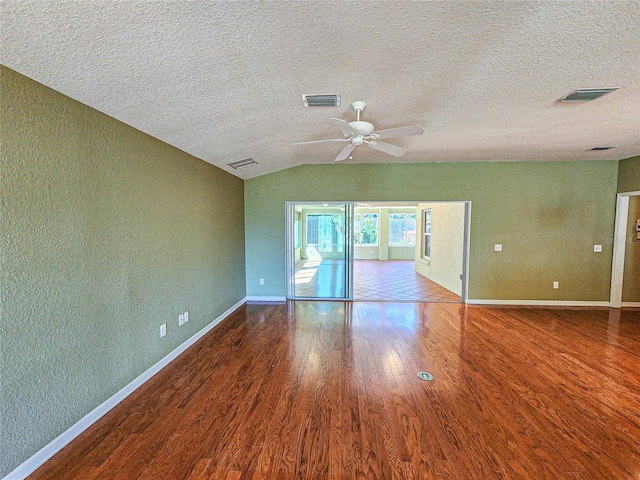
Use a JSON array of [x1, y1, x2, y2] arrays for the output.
[[245, 161, 618, 301], [617, 156, 640, 193], [617, 156, 640, 302], [1, 67, 246, 475], [622, 196, 640, 302]]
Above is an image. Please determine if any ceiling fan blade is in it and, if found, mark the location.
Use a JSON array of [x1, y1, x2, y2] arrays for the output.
[[367, 141, 406, 157], [335, 143, 355, 162], [372, 125, 424, 139], [292, 138, 349, 146], [329, 118, 357, 136]]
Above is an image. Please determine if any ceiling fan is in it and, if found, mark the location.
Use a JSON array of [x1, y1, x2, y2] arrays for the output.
[[293, 101, 425, 162]]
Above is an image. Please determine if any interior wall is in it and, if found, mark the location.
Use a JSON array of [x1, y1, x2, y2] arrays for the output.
[[415, 203, 465, 296], [622, 195, 640, 302], [617, 155, 640, 193], [245, 161, 618, 301], [616, 156, 640, 304], [1, 67, 247, 476]]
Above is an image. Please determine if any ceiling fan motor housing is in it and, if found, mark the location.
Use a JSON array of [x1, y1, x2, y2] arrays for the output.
[[348, 121, 375, 135]]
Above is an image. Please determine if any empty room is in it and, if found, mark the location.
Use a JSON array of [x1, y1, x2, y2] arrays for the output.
[[2, 2, 639, 480]]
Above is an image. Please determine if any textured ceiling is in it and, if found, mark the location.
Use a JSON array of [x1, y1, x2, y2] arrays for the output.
[[2, 1, 639, 179]]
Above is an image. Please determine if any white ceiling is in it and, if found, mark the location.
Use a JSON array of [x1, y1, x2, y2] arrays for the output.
[[2, 1, 639, 179]]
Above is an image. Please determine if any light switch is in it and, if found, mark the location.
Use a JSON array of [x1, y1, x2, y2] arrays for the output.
[[594, 244, 602, 252], [160, 324, 167, 337], [494, 244, 503, 252]]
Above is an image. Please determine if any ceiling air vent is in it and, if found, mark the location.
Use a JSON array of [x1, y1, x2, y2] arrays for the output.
[[560, 87, 620, 102], [588, 146, 615, 151], [227, 158, 257, 170], [302, 94, 341, 107]]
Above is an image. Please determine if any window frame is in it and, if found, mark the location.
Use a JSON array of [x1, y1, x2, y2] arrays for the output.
[[422, 209, 432, 259], [388, 212, 417, 246], [353, 212, 379, 246]]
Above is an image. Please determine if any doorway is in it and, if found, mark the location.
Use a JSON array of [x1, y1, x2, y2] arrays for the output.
[[285, 203, 353, 300], [285, 201, 470, 302], [610, 191, 640, 307]]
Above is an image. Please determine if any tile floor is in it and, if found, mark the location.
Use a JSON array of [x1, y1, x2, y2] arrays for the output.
[[294, 259, 460, 302]]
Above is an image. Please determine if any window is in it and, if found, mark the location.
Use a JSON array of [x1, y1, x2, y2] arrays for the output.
[[354, 213, 378, 245], [306, 214, 344, 252], [389, 213, 416, 245], [422, 209, 431, 258]]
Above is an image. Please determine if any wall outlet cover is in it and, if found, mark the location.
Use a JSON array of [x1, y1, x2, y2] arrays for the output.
[[160, 324, 167, 337], [594, 244, 603, 252], [494, 244, 503, 252]]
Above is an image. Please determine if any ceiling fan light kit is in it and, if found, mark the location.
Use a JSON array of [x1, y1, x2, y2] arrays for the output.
[[293, 101, 425, 162]]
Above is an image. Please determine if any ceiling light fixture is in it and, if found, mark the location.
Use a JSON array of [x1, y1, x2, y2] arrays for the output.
[[560, 87, 620, 102], [227, 158, 257, 169], [302, 94, 341, 107]]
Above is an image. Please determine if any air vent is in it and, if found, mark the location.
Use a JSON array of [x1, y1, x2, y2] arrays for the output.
[[302, 94, 341, 107], [560, 87, 620, 102], [588, 146, 615, 151], [227, 158, 257, 170]]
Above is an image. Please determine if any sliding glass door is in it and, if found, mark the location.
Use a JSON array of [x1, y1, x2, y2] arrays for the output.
[[286, 202, 353, 299]]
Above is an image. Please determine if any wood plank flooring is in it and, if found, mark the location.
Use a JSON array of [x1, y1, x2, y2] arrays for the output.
[[29, 302, 640, 479]]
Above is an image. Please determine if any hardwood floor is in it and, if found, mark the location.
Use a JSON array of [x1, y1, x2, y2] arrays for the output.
[[29, 303, 640, 480]]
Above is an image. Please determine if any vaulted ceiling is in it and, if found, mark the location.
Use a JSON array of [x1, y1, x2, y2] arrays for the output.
[[2, 1, 639, 179]]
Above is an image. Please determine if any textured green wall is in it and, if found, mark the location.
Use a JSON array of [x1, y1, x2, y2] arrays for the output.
[[1, 67, 246, 475], [622, 196, 640, 302], [617, 156, 640, 193], [616, 156, 639, 302], [245, 161, 618, 301]]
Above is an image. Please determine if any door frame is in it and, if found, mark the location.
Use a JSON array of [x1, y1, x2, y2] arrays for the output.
[[610, 190, 640, 307], [285, 202, 354, 300], [286, 200, 471, 303]]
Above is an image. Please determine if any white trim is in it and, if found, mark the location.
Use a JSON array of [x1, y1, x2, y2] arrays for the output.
[[466, 299, 610, 307], [610, 194, 629, 308], [621, 302, 640, 307], [3, 297, 247, 480], [246, 296, 286, 302], [610, 190, 640, 308]]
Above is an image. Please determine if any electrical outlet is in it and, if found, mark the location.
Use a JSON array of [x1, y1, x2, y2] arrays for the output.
[[160, 324, 167, 337], [179, 313, 184, 326], [184, 311, 189, 323], [259, 278, 264, 285], [553, 281, 559, 289], [494, 244, 503, 252], [594, 244, 602, 252]]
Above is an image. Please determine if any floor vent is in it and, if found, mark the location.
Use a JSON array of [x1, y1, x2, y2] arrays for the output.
[[417, 371, 434, 381]]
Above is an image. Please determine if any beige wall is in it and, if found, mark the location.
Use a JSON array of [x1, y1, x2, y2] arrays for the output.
[[622, 195, 640, 302], [415, 203, 466, 296]]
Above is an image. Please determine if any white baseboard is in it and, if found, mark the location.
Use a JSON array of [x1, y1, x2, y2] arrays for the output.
[[621, 302, 640, 307], [466, 299, 610, 307], [246, 296, 286, 302], [3, 297, 247, 480]]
